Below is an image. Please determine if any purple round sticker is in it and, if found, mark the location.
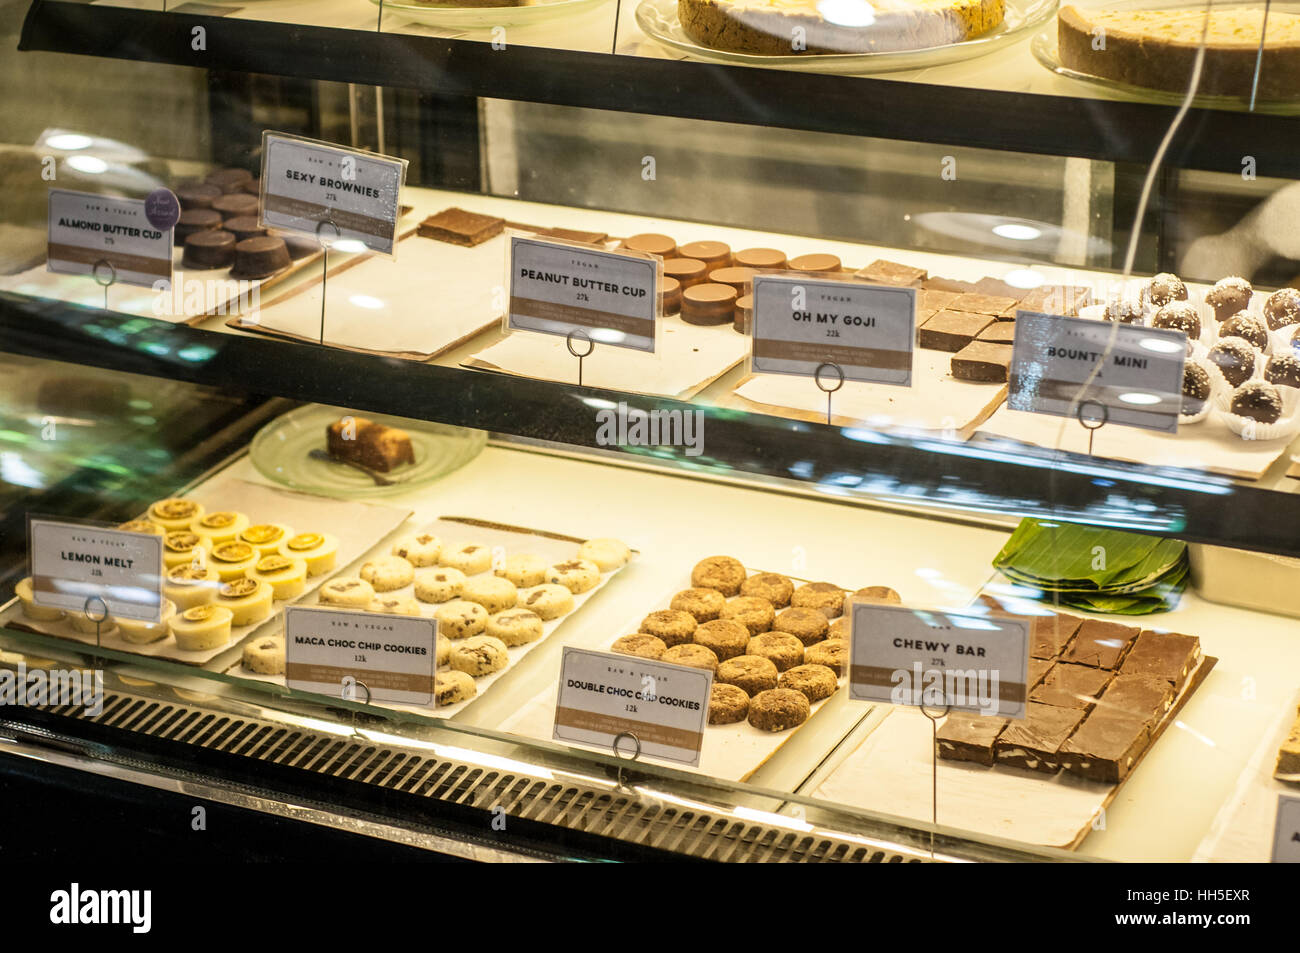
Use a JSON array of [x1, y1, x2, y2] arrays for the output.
[[145, 188, 181, 231]]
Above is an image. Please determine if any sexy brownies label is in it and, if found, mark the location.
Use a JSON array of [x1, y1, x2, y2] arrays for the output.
[[553, 647, 710, 766], [284, 606, 434, 706], [508, 237, 659, 353], [260, 132, 407, 255], [28, 519, 164, 622], [848, 603, 1030, 718], [750, 275, 915, 385], [1008, 312, 1186, 433], [47, 189, 172, 289]]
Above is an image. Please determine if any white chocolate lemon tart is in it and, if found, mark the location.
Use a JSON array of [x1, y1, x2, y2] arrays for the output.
[[163, 564, 221, 611], [215, 577, 273, 627], [239, 523, 295, 557], [278, 531, 338, 577], [208, 541, 259, 582], [169, 604, 233, 651], [189, 510, 249, 546], [147, 498, 205, 532], [118, 599, 177, 645], [16, 577, 65, 621], [250, 554, 307, 601], [162, 531, 211, 570]]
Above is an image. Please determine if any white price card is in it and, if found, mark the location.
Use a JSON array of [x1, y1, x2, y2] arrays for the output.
[[750, 275, 915, 385], [27, 518, 164, 623], [1009, 312, 1186, 433], [284, 605, 435, 706], [260, 132, 407, 256], [553, 647, 711, 767], [847, 603, 1030, 719], [1273, 794, 1300, 862], [47, 189, 172, 289], [507, 236, 660, 353]]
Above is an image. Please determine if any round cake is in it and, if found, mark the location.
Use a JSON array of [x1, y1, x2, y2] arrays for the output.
[[182, 229, 236, 270], [230, 236, 291, 279]]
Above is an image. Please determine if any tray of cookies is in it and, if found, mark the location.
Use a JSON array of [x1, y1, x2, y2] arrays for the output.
[[227, 517, 634, 718], [501, 557, 892, 782], [3, 476, 413, 666]]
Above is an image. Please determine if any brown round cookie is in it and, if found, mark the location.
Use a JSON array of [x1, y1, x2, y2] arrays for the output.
[[805, 638, 849, 676], [779, 663, 838, 703], [791, 582, 846, 619], [669, 587, 726, 622], [747, 688, 810, 732], [690, 555, 747, 596], [828, 616, 851, 640], [772, 606, 830, 646], [740, 572, 794, 608], [611, 634, 667, 660], [662, 643, 719, 673], [747, 632, 804, 672], [708, 683, 750, 725], [720, 595, 776, 635], [716, 655, 779, 696], [692, 619, 750, 661], [850, 586, 902, 606], [638, 609, 697, 648]]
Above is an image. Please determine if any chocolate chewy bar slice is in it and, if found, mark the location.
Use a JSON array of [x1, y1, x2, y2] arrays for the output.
[[1096, 674, 1174, 729], [951, 341, 1013, 382], [1058, 711, 1151, 783], [1030, 662, 1113, 712], [1118, 630, 1202, 693], [854, 258, 927, 287], [994, 702, 1085, 774], [936, 713, 1009, 766], [1062, 619, 1140, 670], [918, 311, 994, 352], [950, 293, 1019, 317], [417, 207, 504, 247]]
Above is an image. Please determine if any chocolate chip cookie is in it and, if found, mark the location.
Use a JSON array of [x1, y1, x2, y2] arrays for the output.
[[779, 663, 838, 703], [662, 643, 719, 673], [740, 572, 794, 608], [791, 582, 846, 619], [612, 634, 668, 660], [747, 632, 804, 672], [805, 638, 848, 676], [716, 655, 779, 696], [772, 606, 830, 646], [639, 609, 697, 648], [690, 556, 747, 597], [692, 619, 750, 661], [720, 596, 775, 635], [670, 587, 726, 622], [747, 688, 811, 732], [708, 683, 750, 725], [435, 670, 477, 706], [850, 586, 901, 606]]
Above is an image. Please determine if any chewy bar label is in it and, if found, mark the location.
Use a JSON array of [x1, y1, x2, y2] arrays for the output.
[[1009, 312, 1186, 434], [1274, 794, 1300, 863], [553, 647, 710, 767], [260, 132, 405, 255], [47, 189, 172, 288], [750, 275, 914, 385], [848, 603, 1029, 719], [509, 237, 658, 353], [28, 519, 163, 622], [284, 606, 434, 706]]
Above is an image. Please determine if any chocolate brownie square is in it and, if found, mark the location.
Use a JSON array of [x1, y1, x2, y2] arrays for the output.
[[1030, 662, 1113, 711], [951, 341, 1013, 382], [1059, 711, 1151, 783], [855, 258, 927, 287], [1118, 630, 1201, 693], [950, 293, 1019, 316], [994, 702, 1086, 774], [1096, 674, 1174, 728], [417, 207, 504, 247], [918, 311, 995, 352], [936, 713, 1009, 766], [1062, 619, 1140, 670]]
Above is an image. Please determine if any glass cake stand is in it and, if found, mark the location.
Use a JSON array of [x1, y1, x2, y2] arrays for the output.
[[370, 0, 612, 29]]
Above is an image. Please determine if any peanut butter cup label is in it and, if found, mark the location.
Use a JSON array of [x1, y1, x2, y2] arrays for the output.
[[242, 524, 283, 544], [164, 532, 202, 553], [287, 533, 323, 551], [220, 578, 259, 599], [200, 511, 238, 529], [213, 542, 254, 563], [256, 555, 292, 574]]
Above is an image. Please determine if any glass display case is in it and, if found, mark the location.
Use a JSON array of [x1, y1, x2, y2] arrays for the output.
[[3, 0, 1300, 866]]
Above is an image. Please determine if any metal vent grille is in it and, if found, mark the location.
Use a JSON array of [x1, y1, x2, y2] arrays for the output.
[[30, 690, 929, 863]]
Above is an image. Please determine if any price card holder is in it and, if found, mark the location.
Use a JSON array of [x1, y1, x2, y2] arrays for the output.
[[1009, 311, 1187, 450], [552, 647, 711, 769], [47, 189, 173, 304], [260, 131, 408, 345], [283, 605, 435, 707], [505, 235, 662, 384], [748, 274, 915, 424], [27, 517, 165, 655], [1273, 793, 1300, 862]]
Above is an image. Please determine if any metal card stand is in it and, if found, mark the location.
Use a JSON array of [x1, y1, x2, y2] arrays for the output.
[[315, 218, 341, 345], [342, 677, 372, 742], [815, 361, 844, 426], [376, 0, 384, 30], [919, 702, 951, 862], [82, 595, 109, 669], [566, 329, 594, 387], [92, 259, 116, 311], [1076, 399, 1108, 456], [611, 730, 641, 791]]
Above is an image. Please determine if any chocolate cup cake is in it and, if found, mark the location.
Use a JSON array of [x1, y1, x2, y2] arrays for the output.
[[270, 229, 320, 261], [204, 167, 253, 194], [239, 178, 260, 196], [1230, 381, 1284, 424], [659, 276, 681, 316], [212, 192, 259, 220], [223, 215, 266, 243], [174, 208, 222, 246], [175, 183, 222, 211], [230, 236, 291, 280], [182, 229, 237, 270]]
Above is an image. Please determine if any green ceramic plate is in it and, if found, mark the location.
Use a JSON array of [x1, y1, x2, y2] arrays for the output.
[[250, 404, 486, 498]]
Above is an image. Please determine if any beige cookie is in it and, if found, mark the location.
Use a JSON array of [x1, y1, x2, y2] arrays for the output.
[[773, 606, 830, 646], [415, 567, 466, 604], [690, 556, 747, 596], [391, 533, 441, 566], [449, 635, 509, 677], [435, 670, 477, 706], [439, 542, 492, 575], [709, 683, 750, 725], [577, 538, 631, 572], [360, 555, 415, 592], [517, 584, 574, 621], [639, 609, 697, 648], [805, 638, 848, 676], [242, 636, 285, 675], [747, 632, 804, 672], [850, 586, 901, 607], [496, 553, 548, 588], [319, 577, 375, 608], [486, 609, 544, 647], [462, 575, 518, 613], [436, 637, 450, 667], [779, 664, 838, 703], [748, 688, 810, 732], [717, 655, 779, 696], [720, 596, 776, 636], [791, 582, 846, 619], [740, 573, 794, 608], [435, 600, 488, 640], [612, 634, 667, 660], [546, 558, 601, 594], [368, 595, 422, 616], [661, 643, 719, 673], [670, 587, 726, 623], [692, 619, 750, 661]]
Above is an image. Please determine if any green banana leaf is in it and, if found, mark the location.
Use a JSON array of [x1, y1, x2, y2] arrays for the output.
[[993, 519, 1187, 592]]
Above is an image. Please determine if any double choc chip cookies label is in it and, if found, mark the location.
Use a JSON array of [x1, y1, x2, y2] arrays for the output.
[[284, 606, 435, 706], [260, 132, 407, 255], [29, 519, 164, 622], [553, 647, 710, 766], [847, 603, 1030, 719], [47, 189, 173, 289], [508, 236, 659, 353], [750, 275, 915, 385], [1009, 312, 1186, 433]]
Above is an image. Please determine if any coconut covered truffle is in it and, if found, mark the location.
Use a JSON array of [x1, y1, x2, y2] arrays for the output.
[[1205, 277, 1252, 322], [1230, 381, 1284, 424], [1142, 272, 1187, 309], [1208, 339, 1257, 387]]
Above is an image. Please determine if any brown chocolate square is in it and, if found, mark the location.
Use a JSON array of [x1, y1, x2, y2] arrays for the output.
[[1096, 673, 1174, 728], [973, 277, 1029, 300], [976, 321, 1018, 344], [1028, 658, 1052, 690], [418, 207, 504, 247], [1118, 630, 1201, 692], [1019, 284, 1093, 317], [919, 290, 960, 312], [1030, 662, 1113, 711], [951, 341, 1013, 382], [994, 702, 1086, 774], [918, 311, 995, 352], [539, 226, 609, 245], [855, 258, 927, 287], [922, 276, 978, 294], [950, 293, 1019, 316], [1062, 619, 1140, 669], [1059, 711, 1150, 783], [936, 714, 1009, 766]]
